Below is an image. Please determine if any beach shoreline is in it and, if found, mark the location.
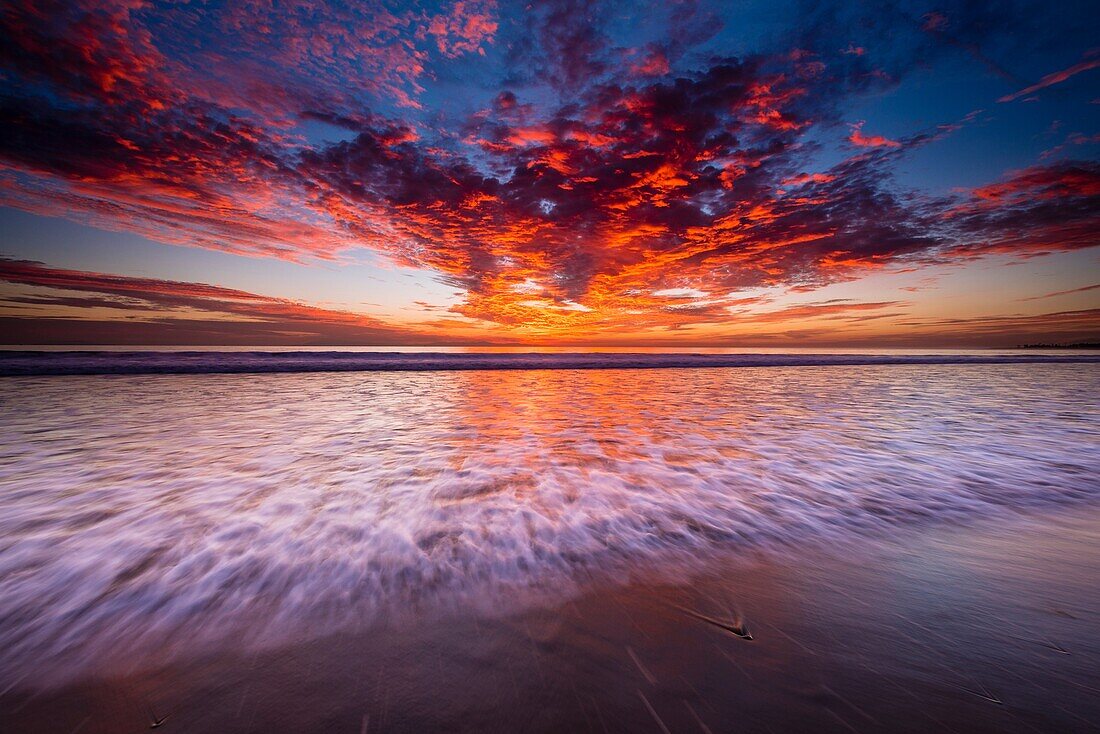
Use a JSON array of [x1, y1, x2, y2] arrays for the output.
[[3, 504, 1097, 733]]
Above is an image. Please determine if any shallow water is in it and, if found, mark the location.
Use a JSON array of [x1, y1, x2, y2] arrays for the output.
[[3, 507, 1098, 733], [1, 363, 1098, 684]]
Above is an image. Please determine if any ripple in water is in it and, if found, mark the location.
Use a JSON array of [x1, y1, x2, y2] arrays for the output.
[[0, 363, 1097, 680]]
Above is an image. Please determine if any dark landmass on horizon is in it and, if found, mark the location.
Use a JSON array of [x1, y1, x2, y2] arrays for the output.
[[1018, 341, 1100, 349]]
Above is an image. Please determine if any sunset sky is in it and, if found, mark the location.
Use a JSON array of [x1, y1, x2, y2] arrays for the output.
[[1, 0, 1097, 346]]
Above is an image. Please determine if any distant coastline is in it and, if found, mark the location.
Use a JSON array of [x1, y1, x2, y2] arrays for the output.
[[1017, 342, 1100, 349]]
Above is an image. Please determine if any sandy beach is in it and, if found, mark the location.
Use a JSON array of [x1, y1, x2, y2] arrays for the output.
[[3, 504, 1097, 733]]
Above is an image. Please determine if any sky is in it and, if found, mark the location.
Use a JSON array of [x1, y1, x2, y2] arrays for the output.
[[0, 0, 1097, 346]]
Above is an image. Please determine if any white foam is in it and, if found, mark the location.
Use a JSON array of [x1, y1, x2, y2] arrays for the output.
[[0, 363, 1097, 682]]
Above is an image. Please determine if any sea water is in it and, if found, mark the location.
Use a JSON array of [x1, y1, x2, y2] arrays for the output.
[[1, 358, 1097, 682]]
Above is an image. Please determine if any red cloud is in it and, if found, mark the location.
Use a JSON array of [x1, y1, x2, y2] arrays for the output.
[[782, 172, 837, 186], [631, 48, 671, 77], [943, 162, 1100, 258], [999, 53, 1100, 103], [847, 122, 901, 148], [427, 0, 498, 57]]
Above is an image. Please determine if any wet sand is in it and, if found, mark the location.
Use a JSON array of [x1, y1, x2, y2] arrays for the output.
[[2, 505, 1097, 733]]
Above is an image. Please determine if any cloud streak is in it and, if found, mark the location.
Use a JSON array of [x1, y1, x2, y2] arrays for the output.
[[998, 53, 1100, 102], [0, 258, 452, 344]]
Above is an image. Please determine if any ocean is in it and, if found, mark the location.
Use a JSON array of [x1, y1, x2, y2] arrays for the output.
[[1, 353, 1098, 732]]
